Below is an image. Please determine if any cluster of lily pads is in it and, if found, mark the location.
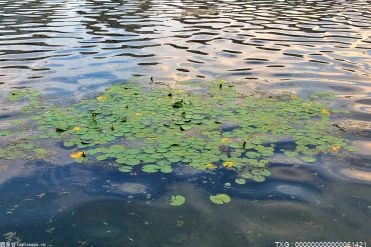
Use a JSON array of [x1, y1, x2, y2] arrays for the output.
[[0, 80, 356, 204]]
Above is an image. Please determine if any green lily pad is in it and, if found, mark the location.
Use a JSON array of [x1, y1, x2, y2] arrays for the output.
[[284, 150, 297, 157], [252, 175, 265, 182], [241, 171, 253, 179], [260, 169, 271, 177], [0, 130, 11, 137], [1, 80, 356, 205], [301, 156, 317, 163], [142, 164, 160, 173], [209, 194, 231, 204], [224, 182, 231, 188], [96, 155, 109, 161], [169, 195, 186, 206], [235, 178, 246, 185], [118, 166, 132, 173], [160, 166, 173, 173]]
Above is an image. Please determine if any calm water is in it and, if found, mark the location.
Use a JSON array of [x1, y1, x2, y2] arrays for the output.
[[1, 0, 371, 246]]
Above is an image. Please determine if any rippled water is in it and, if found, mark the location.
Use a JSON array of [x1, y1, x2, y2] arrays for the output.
[[1, 0, 371, 245], [1, 0, 371, 94]]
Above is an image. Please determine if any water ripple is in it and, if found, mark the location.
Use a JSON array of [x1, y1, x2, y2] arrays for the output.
[[0, 0, 370, 95]]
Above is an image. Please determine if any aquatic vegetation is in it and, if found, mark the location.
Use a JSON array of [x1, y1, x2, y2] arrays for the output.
[[8, 88, 43, 113], [169, 195, 186, 206], [0, 130, 10, 137], [210, 194, 231, 204], [0, 141, 48, 160], [70, 151, 86, 159], [235, 178, 246, 185], [0, 80, 355, 189]]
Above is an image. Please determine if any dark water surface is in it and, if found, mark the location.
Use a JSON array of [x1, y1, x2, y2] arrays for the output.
[[1, 0, 371, 246]]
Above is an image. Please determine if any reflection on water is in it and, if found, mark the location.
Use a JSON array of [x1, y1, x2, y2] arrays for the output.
[[0, 161, 371, 246], [0, 0, 371, 96], [1, 0, 371, 245]]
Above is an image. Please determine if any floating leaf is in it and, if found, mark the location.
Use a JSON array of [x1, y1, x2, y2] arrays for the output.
[[1, 81, 356, 200], [142, 164, 159, 173], [220, 137, 230, 143], [0, 130, 11, 137], [252, 175, 265, 182], [222, 161, 234, 168], [301, 156, 317, 163], [34, 148, 47, 155], [169, 195, 186, 206], [331, 145, 341, 152], [180, 125, 192, 131], [70, 151, 85, 159], [118, 166, 132, 173], [209, 194, 231, 204], [241, 172, 253, 179], [160, 166, 173, 173], [321, 108, 330, 115], [260, 169, 271, 177], [206, 163, 217, 170], [96, 154, 108, 161], [235, 178, 246, 185], [284, 151, 297, 157], [96, 96, 106, 101], [224, 182, 231, 187]]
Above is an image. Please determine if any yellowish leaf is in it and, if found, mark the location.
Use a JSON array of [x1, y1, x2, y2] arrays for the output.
[[321, 108, 330, 115], [220, 137, 230, 143], [331, 146, 341, 152], [70, 151, 85, 159], [73, 126, 81, 131], [206, 163, 216, 170], [290, 95, 297, 100], [96, 96, 106, 101], [135, 112, 142, 116], [223, 161, 233, 168]]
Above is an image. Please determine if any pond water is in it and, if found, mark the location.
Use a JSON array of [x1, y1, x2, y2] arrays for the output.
[[1, 0, 371, 246]]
